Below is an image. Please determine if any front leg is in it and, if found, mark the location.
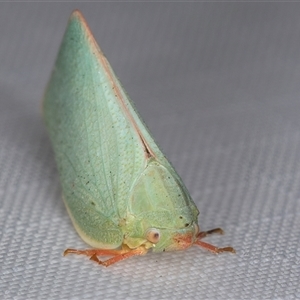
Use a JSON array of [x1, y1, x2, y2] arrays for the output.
[[195, 228, 235, 254]]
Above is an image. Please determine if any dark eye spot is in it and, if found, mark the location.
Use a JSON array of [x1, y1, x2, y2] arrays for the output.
[[179, 216, 183, 219], [154, 232, 159, 239], [185, 223, 189, 227], [146, 228, 160, 243], [91, 202, 95, 206]]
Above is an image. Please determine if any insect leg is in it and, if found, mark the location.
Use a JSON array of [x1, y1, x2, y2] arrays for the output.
[[194, 240, 236, 254], [195, 228, 235, 254], [64, 248, 125, 257], [95, 247, 148, 267], [197, 227, 224, 239], [63, 246, 148, 266]]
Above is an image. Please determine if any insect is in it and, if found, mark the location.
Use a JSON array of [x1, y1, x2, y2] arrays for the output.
[[43, 10, 235, 266]]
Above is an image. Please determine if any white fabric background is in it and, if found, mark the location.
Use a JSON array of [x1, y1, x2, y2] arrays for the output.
[[1, 3, 300, 299]]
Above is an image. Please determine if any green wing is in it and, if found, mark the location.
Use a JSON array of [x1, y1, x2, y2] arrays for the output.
[[43, 11, 197, 248]]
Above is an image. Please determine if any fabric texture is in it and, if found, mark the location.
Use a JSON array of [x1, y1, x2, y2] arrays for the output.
[[0, 3, 299, 299]]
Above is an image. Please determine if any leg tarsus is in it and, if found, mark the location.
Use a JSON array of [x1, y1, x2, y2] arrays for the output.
[[219, 246, 236, 253]]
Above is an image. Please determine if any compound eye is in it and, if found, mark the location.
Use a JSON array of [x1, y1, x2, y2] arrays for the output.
[[146, 228, 160, 244]]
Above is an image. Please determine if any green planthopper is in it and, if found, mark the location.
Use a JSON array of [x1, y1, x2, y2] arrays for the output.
[[43, 10, 235, 267]]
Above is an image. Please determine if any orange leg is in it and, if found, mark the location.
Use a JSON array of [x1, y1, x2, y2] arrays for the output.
[[195, 227, 235, 254], [195, 240, 235, 254], [64, 248, 125, 257], [64, 246, 148, 267], [89, 247, 148, 267]]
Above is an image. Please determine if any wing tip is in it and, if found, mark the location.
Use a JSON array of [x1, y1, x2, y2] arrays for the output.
[[68, 9, 105, 57], [70, 9, 84, 22], [69, 9, 89, 32]]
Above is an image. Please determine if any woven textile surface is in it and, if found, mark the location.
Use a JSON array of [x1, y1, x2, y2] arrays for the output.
[[0, 3, 300, 299]]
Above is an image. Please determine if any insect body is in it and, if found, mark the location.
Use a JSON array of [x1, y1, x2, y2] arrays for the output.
[[43, 10, 235, 266]]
